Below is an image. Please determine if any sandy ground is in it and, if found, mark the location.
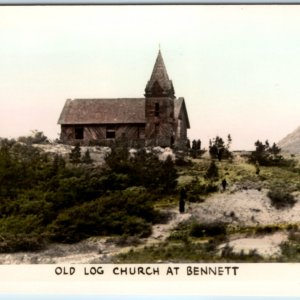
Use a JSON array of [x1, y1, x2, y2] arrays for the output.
[[218, 232, 288, 258], [188, 188, 300, 258], [0, 188, 298, 263], [189, 188, 300, 226]]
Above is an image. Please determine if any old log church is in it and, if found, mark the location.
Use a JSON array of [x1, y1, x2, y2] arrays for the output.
[[58, 50, 190, 148]]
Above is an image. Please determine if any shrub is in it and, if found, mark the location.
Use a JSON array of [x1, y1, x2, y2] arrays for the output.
[[82, 149, 93, 164], [186, 178, 218, 202], [190, 222, 227, 238], [17, 130, 49, 145], [255, 225, 281, 235], [47, 189, 159, 243], [205, 160, 219, 180], [220, 245, 262, 262], [0, 234, 45, 252], [69, 143, 81, 164], [267, 189, 297, 209], [248, 140, 296, 168], [105, 147, 178, 194], [209, 135, 232, 161]]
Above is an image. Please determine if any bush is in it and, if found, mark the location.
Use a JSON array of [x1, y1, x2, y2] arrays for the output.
[[248, 140, 296, 168], [47, 189, 159, 243], [0, 234, 45, 252], [255, 225, 281, 235], [17, 130, 49, 145], [0, 215, 45, 252], [190, 222, 227, 238], [205, 160, 219, 180], [69, 143, 81, 164], [209, 135, 232, 161], [267, 189, 297, 209], [105, 147, 178, 194], [186, 178, 218, 202]]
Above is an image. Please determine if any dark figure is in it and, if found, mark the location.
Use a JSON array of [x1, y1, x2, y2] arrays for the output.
[[179, 187, 187, 213], [255, 161, 260, 175], [179, 198, 185, 213], [221, 179, 227, 191]]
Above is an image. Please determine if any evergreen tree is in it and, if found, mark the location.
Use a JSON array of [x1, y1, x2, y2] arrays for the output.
[[69, 143, 81, 164], [205, 160, 219, 180], [196, 139, 201, 151], [161, 155, 178, 194], [51, 154, 66, 174], [209, 135, 232, 161], [249, 140, 283, 166], [82, 149, 93, 164], [190, 139, 204, 158]]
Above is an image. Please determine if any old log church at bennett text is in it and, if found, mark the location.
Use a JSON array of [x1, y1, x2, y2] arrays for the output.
[[58, 50, 190, 148]]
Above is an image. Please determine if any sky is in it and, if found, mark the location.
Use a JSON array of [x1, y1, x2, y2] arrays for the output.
[[1, 5, 300, 150]]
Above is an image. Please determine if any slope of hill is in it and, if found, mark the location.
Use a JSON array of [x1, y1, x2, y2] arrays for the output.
[[278, 126, 300, 154]]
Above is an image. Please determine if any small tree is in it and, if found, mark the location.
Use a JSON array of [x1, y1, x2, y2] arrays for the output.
[[51, 154, 66, 174], [82, 149, 93, 164], [249, 140, 283, 166], [268, 188, 296, 209], [161, 155, 178, 194], [209, 135, 232, 161], [205, 160, 219, 180], [190, 139, 205, 158], [18, 130, 49, 145], [69, 143, 81, 164]]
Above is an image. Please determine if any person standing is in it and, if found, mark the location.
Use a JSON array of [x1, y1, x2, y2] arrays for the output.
[[221, 179, 227, 191], [179, 187, 187, 213]]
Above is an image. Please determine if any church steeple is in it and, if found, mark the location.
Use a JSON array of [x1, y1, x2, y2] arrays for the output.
[[145, 50, 175, 99]]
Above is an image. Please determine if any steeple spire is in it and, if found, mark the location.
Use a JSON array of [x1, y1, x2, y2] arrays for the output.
[[145, 50, 175, 98]]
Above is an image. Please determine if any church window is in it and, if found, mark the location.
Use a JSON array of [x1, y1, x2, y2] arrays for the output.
[[155, 103, 160, 117], [75, 127, 84, 140], [106, 125, 116, 139], [155, 124, 159, 135]]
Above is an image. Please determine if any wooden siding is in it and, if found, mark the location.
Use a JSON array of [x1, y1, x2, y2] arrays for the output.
[[61, 124, 145, 146]]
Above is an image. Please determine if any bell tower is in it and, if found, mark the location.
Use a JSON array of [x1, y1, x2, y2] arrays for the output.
[[144, 50, 176, 147]]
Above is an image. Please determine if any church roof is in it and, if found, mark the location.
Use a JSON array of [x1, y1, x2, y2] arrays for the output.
[[145, 50, 175, 98], [175, 97, 190, 129], [58, 98, 146, 125]]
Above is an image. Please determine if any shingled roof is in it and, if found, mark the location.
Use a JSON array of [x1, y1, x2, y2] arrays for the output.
[[58, 98, 145, 125], [145, 50, 175, 98], [175, 97, 190, 129]]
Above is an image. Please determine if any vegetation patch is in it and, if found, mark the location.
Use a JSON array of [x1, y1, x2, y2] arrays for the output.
[[0, 138, 178, 251], [267, 188, 297, 209], [190, 222, 227, 238], [113, 241, 220, 263]]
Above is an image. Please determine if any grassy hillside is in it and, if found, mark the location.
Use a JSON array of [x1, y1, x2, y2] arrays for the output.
[[114, 154, 300, 263], [1, 136, 300, 262]]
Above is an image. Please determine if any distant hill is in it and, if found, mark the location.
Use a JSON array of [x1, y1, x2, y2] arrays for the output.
[[278, 126, 300, 154]]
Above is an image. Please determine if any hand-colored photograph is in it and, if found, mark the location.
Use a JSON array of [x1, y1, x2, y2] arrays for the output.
[[1, 4, 300, 264]]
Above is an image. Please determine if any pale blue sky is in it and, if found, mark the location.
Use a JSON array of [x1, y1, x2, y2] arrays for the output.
[[1, 5, 300, 150]]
